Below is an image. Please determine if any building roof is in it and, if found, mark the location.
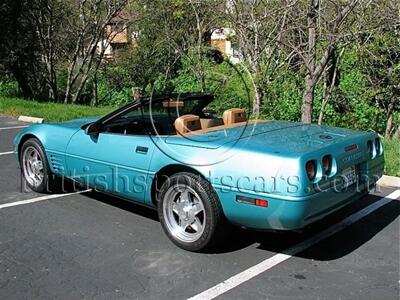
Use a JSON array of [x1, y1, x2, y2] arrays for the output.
[[110, 11, 135, 23]]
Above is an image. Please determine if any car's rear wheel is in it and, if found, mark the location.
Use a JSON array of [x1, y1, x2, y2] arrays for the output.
[[157, 172, 229, 252], [20, 138, 58, 193]]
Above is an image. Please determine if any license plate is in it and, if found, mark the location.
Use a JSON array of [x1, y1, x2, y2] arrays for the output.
[[342, 166, 357, 188]]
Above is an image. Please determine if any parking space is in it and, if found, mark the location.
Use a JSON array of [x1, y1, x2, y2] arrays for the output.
[[0, 118, 37, 204], [0, 115, 28, 128], [0, 115, 27, 153], [218, 191, 399, 300], [0, 154, 43, 204], [0, 116, 399, 300]]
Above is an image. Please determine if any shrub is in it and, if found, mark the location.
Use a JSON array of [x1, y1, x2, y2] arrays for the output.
[[0, 80, 18, 97], [383, 138, 400, 177], [173, 56, 253, 116], [95, 66, 133, 106]]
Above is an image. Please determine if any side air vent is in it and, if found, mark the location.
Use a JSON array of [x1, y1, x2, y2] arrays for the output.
[[49, 154, 65, 174]]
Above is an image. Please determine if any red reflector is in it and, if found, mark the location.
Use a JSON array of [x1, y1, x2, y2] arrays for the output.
[[345, 144, 358, 152], [255, 199, 268, 207], [306, 160, 316, 180], [322, 155, 332, 175]]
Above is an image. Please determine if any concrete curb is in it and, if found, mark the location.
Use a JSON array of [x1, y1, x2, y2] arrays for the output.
[[378, 175, 400, 188], [18, 116, 45, 124]]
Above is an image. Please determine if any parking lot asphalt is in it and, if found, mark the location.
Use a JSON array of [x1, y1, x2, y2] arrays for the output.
[[0, 116, 399, 300], [0, 116, 27, 154]]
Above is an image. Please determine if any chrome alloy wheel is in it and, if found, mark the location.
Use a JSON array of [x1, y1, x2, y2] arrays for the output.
[[163, 184, 206, 243], [22, 146, 44, 188]]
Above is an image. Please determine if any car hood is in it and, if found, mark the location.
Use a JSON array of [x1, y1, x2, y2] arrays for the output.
[[165, 120, 367, 154], [51, 117, 100, 129], [13, 117, 101, 155]]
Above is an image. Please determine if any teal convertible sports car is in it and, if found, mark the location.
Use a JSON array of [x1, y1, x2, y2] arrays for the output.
[[14, 93, 384, 251]]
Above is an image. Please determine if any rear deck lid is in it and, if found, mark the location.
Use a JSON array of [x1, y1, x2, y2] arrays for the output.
[[164, 120, 366, 154]]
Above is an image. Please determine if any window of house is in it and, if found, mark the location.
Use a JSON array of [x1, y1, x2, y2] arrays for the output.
[[112, 22, 125, 33]]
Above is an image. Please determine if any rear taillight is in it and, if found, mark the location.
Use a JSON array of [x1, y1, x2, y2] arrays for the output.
[[367, 140, 373, 156], [306, 160, 317, 181], [375, 137, 381, 155], [322, 155, 332, 175]]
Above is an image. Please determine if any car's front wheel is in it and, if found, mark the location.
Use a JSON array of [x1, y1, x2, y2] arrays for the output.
[[20, 138, 58, 193], [157, 172, 229, 252]]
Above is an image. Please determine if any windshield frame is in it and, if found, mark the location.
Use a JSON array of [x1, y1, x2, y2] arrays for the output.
[[92, 93, 214, 129]]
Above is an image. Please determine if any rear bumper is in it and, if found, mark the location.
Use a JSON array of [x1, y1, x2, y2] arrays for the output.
[[215, 164, 383, 230]]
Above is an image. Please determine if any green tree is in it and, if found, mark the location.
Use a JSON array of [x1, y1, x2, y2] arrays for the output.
[[0, 0, 45, 98]]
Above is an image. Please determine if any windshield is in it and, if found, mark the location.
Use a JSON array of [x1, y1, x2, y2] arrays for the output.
[[134, 96, 213, 118], [100, 94, 215, 136]]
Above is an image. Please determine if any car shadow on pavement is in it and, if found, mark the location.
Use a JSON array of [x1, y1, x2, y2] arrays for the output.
[[84, 190, 159, 222], [81, 190, 399, 260], [214, 194, 400, 260]]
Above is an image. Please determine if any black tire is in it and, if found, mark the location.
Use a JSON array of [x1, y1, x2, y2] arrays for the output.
[[19, 138, 59, 193], [157, 172, 230, 252]]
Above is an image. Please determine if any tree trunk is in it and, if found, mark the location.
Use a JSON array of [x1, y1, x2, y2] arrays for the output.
[[318, 98, 328, 125], [385, 112, 393, 137], [302, 76, 315, 123], [91, 72, 98, 106], [46, 55, 57, 101], [393, 125, 400, 139], [64, 63, 76, 103], [72, 74, 89, 104], [47, 73, 57, 101], [385, 100, 394, 137], [250, 57, 264, 116], [11, 66, 34, 99], [252, 88, 263, 115], [301, 0, 319, 124], [301, 0, 357, 124], [318, 49, 342, 125]]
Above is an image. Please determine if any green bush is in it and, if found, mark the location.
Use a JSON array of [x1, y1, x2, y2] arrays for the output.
[[95, 66, 133, 106], [260, 70, 303, 121], [173, 56, 253, 116], [0, 80, 18, 97], [383, 138, 400, 177]]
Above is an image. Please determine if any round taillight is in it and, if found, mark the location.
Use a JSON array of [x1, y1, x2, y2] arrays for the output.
[[367, 140, 373, 155], [322, 155, 332, 175], [375, 138, 381, 155], [306, 160, 317, 181]]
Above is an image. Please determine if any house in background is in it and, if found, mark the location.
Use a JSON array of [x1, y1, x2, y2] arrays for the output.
[[208, 28, 242, 64], [97, 11, 136, 60], [97, 11, 241, 64]]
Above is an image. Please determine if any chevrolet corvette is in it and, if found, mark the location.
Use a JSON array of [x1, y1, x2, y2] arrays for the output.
[[14, 93, 384, 251]]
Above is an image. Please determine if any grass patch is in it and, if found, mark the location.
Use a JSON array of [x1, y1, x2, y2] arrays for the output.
[[383, 138, 400, 177], [0, 97, 115, 122]]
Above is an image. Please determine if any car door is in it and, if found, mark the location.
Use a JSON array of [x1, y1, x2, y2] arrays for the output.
[[65, 107, 156, 203]]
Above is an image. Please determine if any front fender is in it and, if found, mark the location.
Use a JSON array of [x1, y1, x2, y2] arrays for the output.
[[14, 124, 81, 175]]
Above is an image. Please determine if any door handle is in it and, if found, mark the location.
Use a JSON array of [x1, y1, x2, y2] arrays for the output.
[[136, 146, 148, 154]]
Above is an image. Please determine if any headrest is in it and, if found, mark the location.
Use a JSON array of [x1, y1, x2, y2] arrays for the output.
[[223, 108, 247, 125], [174, 115, 201, 134]]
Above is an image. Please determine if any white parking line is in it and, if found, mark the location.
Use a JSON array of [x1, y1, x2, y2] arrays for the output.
[[0, 190, 91, 210], [0, 151, 14, 156], [188, 190, 400, 300], [0, 125, 28, 130]]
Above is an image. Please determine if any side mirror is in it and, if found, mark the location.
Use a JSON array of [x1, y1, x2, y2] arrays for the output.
[[85, 122, 101, 136]]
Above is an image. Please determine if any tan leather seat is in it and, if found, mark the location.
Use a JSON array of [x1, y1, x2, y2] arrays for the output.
[[223, 108, 247, 125], [174, 115, 202, 134], [200, 118, 224, 129]]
